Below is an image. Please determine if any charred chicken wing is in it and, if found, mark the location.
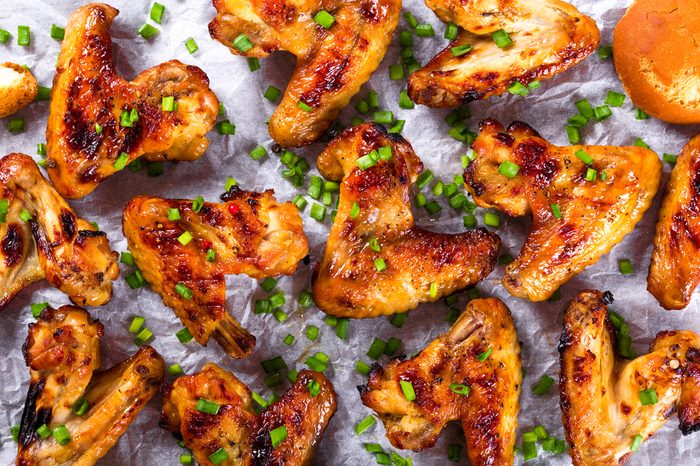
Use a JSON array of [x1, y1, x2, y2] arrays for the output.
[[0, 153, 118, 311], [0, 62, 38, 118], [209, 0, 400, 146], [161, 363, 337, 466], [47, 3, 219, 199], [648, 133, 700, 310], [17, 305, 164, 465], [559, 290, 700, 466], [464, 119, 662, 302], [360, 297, 521, 464], [122, 188, 308, 358], [408, 0, 599, 107], [312, 123, 499, 318]]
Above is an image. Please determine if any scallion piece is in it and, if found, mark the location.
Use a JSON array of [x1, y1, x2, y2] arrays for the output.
[[491, 29, 512, 48], [17, 25, 30, 46], [138, 23, 159, 40], [565, 125, 580, 144], [177, 231, 193, 246], [639, 388, 658, 406], [575, 98, 594, 119], [585, 167, 597, 182], [630, 434, 643, 451], [168, 364, 184, 375], [449, 383, 470, 396], [498, 160, 520, 178], [261, 356, 287, 374], [310, 203, 326, 221], [150, 2, 166, 24], [19, 209, 33, 222], [7, 118, 25, 134], [634, 108, 649, 120], [356, 360, 371, 375], [532, 375, 554, 395], [415, 24, 434, 37], [634, 138, 649, 149], [184, 38, 198, 54], [216, 120, 236, 135], [444, 22, 458, 40], [619, 258, 633, 275], [400, 380, 416, 401], [551, 203, 562, 219], [374, 110, 394, 125], [113, 152, 129, 170], [306, 325, 320, 341], [31, 302, 48, 318], [134, 327, 153, 345], [37, 424, 51, 439], [575, 149, 593, 165], [594, 105, 612, 121], [264, 86, 281, 103], [663, 153, 678, 165], [354, 415, 376, 435], [605, 91, 626, 107], [374, 258, 387, 272], [484, 211, 499, 228], [51, 425, 71, 445], [522, 441, 537, 460], [599, 45, 613, 60], [249, 145, 267, 160], [0, 29, 10, 44], [299, 290, 314, 308], [180, 454, 193, 464], [50, 24, 65, 41], [161, 96, 175, 112], [233, 34, 253, 52], [297, 100, 313, 112], [367, 338, 387, 360], [196, 398, 220, 415], [507, 81, 529, 96], [389, 64, 404, 80], [314, 10, 335, 29], [175, 283, 193, 299], [192, 196, 204, 213], [128, 315, 145, 334], [476, 348, 492, 361], [208, 448, 228, 465], [72, 398, 90, 416]]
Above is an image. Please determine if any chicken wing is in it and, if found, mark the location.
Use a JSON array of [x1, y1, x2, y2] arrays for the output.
[[0, 63, 38, 118], [408, 0, 599, 107], [464, 119, 662, 302], [648, 133, 700, 310], [0, 153, 118, 311], [559, 290, 700, 466], [161, 364, 337, 466], [312, 123, 499, 318], [46, 3, 219, 199], [359, 297, 521, 464], [209, 0, 400, 146], [17, 305, 164, 465], [122, 188, 308, 358]]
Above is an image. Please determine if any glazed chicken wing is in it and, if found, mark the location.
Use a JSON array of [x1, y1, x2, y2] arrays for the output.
[[464, 119, 662, 301], [47, 3, 219, 199], [17, 305, 164, 465], [0, 62, 38, 118], [408, 0, 599, 107], [122, 188, 308, 358], [559, 290, 700, 466], [648, 133, 700, 309], [360, 297, 521, 464], [209, 0, 400, 146], [0, 153, 118, 311], [312, 123, 499, 318], [161, 364, 337, 466]]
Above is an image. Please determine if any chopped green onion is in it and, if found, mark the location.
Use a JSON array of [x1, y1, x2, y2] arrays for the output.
[[634, 108, 649, 120], [10, 425, 19, 442], [150, 3, 166, 23], [50, 24, 65, 41], [249, 145, 267, 160], [307, 379, 321, 397], [532, 375, 554, 395], [128, 316, 145, 333], [374, 110, 394, 124], [415, 24, 434, 37], [314, 10, 335, 29], [355, 415, 376, 435], [306, 325, 320, 341], [356, 360, 371, 375], [663, 153, 678, 165], [248, 57, 260, 71], [134, 327, 153, 345], [260, 277, 277, 292], [425, 201, 442, 215], [180, 454, 193, 464], [0, 29, 10, 44], [523, 431, 538, 443], [206, 249, 216, 262], [575, 99, 594, 119], [216, 120, 236, 135], [94, 122, 103, 134], [630, 434, 643, 451], [51, 425, 71, 445], [113, 152, 129, 170], [389, 64, 404, 80], [177, 231, 193, 246], [449, 383, 470, 396], [161, 96, 175, 112], [484, 211, 499, 228], [568, 114, 588, 127], [599, 45, 613, 60], [175, 283, 193, 299], [349, 202, 361, 219], [605, 91, 626, 107], [389, 120, 405, 133], [192, 196, 204, 213], [31, 302, 49, 318], [72, 398, 90, 416], [208, 448, 228, 465], [374, 258, 387, 272], [444, 22, 458, 40], [451, 43, 472, 57], [585, 167, 597, 182], [399, 90, 414, 109], [619, 259, 633, 275], [565, 126, 580, 144], [297, 100, 313, 112], [639, 388, 658, 406], [37, 424, 51, 439], [233, 34, 253, 52], [283, 334, 295, 346], [575, 149, 593, 165], [7, 118, 25, 134], [633, 138, 649, 149], [384, 337, 401, 356], [522, 441, 537, 460], [138, 23, 159, 40], [368, 237, 381, 252], [292, 195, 308, 211], [507, 81, 529, 96], [125, 270, 146, 289], [299, 290, 314, 308], [400, 380, 416, 401], [264, 86, 281, 103], [476, 348, 492, 361], [168, 208, 181, 221], [17, 25, 30, 46], [551, 203, 562, 219], [185, 38, 198, 54], [429, 282, 438, 298], [594, 105, 612, 121], [261, 356, 287, 374], [492, 29, 512, 48], [168, 364, 184, 375], [367, 338, 387, 360], [498, 160, 520, 178], [310, 203, 326, 221], [19, 209, 32, 222]]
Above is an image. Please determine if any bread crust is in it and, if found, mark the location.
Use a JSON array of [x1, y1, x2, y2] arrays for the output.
[[613, 0, 700, 124]]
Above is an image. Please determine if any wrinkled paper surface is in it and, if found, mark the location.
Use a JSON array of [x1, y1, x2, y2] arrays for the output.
[[1, 0, 699, 464]]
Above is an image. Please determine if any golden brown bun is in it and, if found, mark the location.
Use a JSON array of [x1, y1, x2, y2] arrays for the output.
[[0, 62, 38, 118], [613, 0, 700, 124]]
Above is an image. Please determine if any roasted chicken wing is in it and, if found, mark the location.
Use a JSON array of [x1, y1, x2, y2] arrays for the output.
[[408, 0, 599, 107], [360, 297, 521, 464], [17, 305, 164, 465], [312, 123, 499, 318], [0, 153, 118, 311], [648, 133, 700, 310], [209, 0, 400, 146], [46, 3, 219, 199], [464, 119, 662, 301], [0, 62, 38, 118], [161, 364, 337, 466], [559, 290, 700, 466], [122, 188, 308, 358]]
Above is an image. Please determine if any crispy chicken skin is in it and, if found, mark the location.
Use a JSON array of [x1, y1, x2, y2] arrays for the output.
[[648, 133, 700, 310], [359, 298, 521, 464], [312, 123, 499, 318], [408, 0, 599, 107], [122, 189, 308, 358], [209, 0, 400, 146], [46, 3, 219, 199], [464, 119, 662, 302], [0, 153, 118, 311], [559, 290, 700, 466], [17, 305, 164, 466], [161, 364, 337, 466], [0, 62, 38, 118]]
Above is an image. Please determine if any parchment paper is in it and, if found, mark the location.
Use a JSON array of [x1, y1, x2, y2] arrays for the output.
[[0, 0, 698, 464]]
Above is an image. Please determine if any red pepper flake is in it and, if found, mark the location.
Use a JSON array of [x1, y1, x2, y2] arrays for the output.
[[228, 204, 240, 215], [201, 240, 212, 252]]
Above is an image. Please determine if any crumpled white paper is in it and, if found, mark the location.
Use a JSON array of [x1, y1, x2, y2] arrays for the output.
[[0, 0, 698, 464]]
